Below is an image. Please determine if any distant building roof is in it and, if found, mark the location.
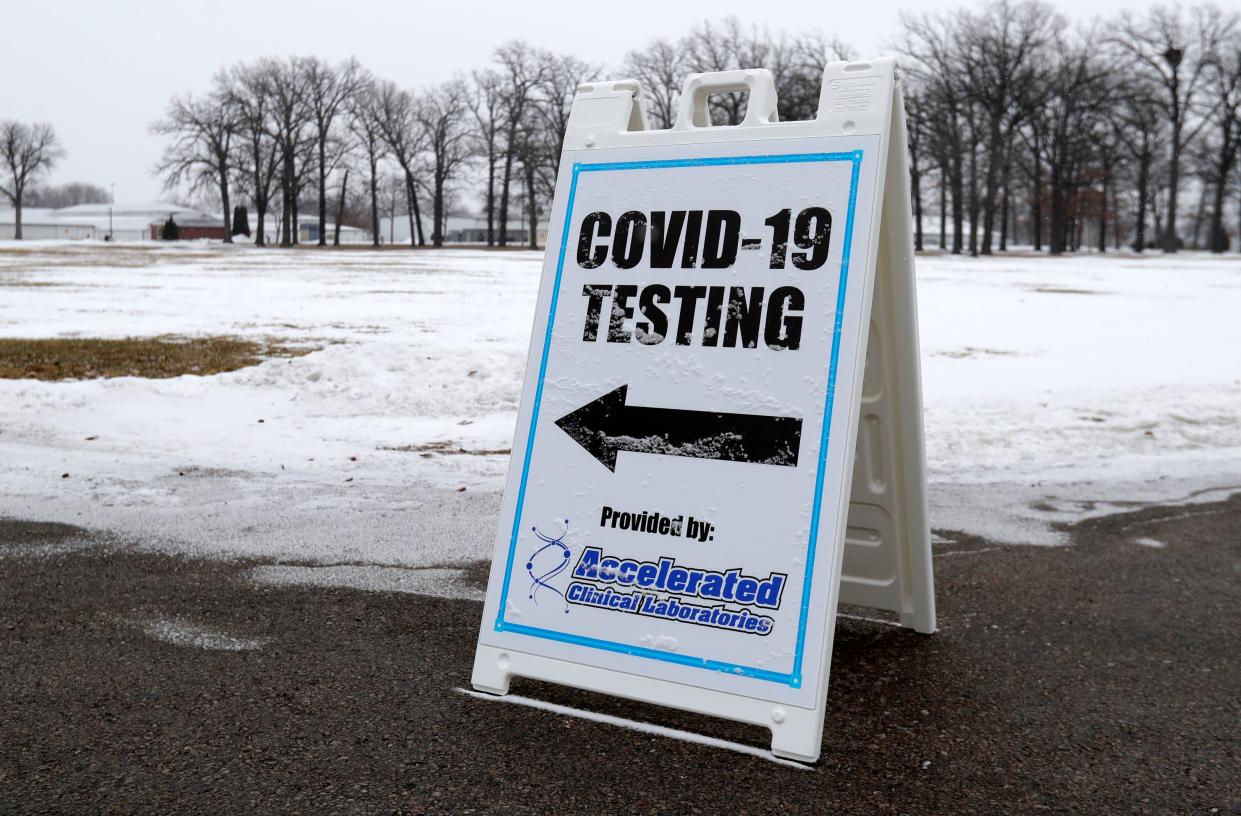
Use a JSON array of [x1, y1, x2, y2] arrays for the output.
[[0, 202, 218, 231], [294, 215, 367, 231], [55, 202, 200, 218], [0, 207, 56, 225]]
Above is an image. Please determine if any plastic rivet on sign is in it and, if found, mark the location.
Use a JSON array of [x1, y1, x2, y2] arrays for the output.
[[843, 120, 856, 135], [772, 707, 787, 724], [497, 653, 510, 670], [585, 136, 595, 148]]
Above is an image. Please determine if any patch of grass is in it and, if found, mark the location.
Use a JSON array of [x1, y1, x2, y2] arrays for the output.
[[0, 335, 314, 381]]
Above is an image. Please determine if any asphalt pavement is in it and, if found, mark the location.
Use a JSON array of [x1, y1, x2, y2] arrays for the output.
[[1, 495, 1239, 815]]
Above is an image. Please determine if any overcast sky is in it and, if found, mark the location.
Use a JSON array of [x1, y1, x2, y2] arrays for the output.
[[4, 0, 1134, 203]]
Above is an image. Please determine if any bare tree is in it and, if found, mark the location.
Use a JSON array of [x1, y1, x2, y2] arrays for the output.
[[302, 56, 362, 246], [331, 166, 358, 246], [1111, 79, 1165, 251], [959, 0, 1057, 254], [904, 85, 931, 251], [470, 69, 505, 245], [793, 31, 856, 71], [152, 94, 237, 241], [418, 80, 476, 247], [899, 9, 971, 253], [144, 11, 1241, 259], [536, 55, 598, 174], [377, 173, 405, 244], [623, 39, 684, 129], [374, 80, 427, 247], [682, 19, 746, 124], [264, 58, 313, 246], [681, 18, 775, 124], [494, 41, 550, 247], [225, 61, 282, 246], [1036, 26, 1113, 254], [513, 107, 546, 250], [0, 121, 65, 239], [26, 181, 109, 208], [289, 127, 319, 243], [1115, 4, 1238, 251], [348, 80, 389, 249], [778, 32, 855, 121], [1201, 31, 1241, 252]]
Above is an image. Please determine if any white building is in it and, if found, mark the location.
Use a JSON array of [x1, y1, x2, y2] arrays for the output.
[[0, 207, 95, 240], [240, 214, 370, 246], [0, 202, 372, 245], [0, 201, 213, 241], [378, 213, 550, 247]]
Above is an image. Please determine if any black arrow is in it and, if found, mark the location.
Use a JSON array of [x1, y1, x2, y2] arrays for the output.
[[554, 385, 802, 472]]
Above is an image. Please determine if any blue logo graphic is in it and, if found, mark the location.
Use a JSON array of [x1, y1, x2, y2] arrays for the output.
[[527, 519, 572, 614]]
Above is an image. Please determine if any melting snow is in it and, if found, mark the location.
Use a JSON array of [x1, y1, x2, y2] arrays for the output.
[[1, 243, 1238, 563], [131, 615, 268, 651]]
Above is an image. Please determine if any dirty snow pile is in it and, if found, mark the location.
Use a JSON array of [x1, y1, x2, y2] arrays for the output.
[[0, 242, 1238, 567]]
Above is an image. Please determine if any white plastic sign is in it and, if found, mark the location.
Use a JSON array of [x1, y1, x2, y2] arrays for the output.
[[473, 59, 934, 763]]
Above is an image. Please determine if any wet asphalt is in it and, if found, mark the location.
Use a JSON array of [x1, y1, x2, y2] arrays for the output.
[[1, 495, 1239, 815]]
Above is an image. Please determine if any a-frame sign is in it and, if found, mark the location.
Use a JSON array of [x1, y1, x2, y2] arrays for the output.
[[472, 58, 935, 763]]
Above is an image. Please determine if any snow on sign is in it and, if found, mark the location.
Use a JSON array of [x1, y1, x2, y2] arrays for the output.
[[473, 59, 935, 763]]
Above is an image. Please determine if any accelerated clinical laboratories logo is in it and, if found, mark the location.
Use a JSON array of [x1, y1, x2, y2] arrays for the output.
[[526, 519, 572, 614], [567, 546, 787, 636]]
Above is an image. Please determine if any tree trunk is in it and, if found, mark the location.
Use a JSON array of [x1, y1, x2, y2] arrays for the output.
[[219, 161, 233, 245], [1049, 161, 1066, 255], [1208, 173, 1228, 253], [1153, 190, 1164, 244], [291, 186, 300, 245], [911, 158, 924, 252], [967, 140, 979, 257], [369, 160, 380, 249], [1163, 122, 1181, 252], [433, 168, 445, 248], [485, 153, 496, 247], [251, 152, 266, 247], [280, 159, 293, 247], [1031, 144, 1043, 252], [405, 174, 426, 246], [256, 202, 267, 247], [939, 160, 947, 250], [1133, 153, 1150, 252], [950, 150, 964, 254], [498, 118, 520, 247], [498, 163, 514, 247], [980, 119, 1002, 255], [334, 169, 348, 247], [13, 189, 22, 240], [1111, 178, 1121, 250], [525, 159, 538, 250], [1097, 182, 1107, 254], [318, 135, 328, 246], [1190, 183, 1208, 249], [999, 176, 1009, 252]]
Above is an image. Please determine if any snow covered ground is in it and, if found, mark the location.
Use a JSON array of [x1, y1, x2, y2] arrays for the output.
[[1, 242, 1238, 571]]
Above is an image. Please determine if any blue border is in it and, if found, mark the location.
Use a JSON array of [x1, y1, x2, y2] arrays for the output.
[[494, 150, 864, 688]]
